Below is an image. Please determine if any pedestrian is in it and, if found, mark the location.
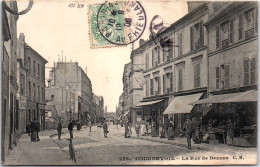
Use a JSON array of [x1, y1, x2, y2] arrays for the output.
[[57, 120, 62, 140], [30, 120, 37, 142], [103, 122, 108, 137], [35, 118, 40, 141], [192, 117, 201, 144], [184, 116, 193, 149], [68, 120, 74, 139], [26, 122, 31, 136], [89, 121, 92, 132], [168, 118, 174, 140], [135, 122, 140, 137], [226, 118, 234, 145]]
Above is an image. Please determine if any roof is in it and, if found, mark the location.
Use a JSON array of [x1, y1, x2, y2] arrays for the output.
[[204, 2, 251, 27], [25, 43, 48, 64], [138, 3, 208, 50]]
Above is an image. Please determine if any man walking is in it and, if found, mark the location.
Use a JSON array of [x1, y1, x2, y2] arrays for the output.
[[68, 120, 74, 139], [184, 116, 193, 149], [103, 122, 108, 138], [57, 120, 62, 140], [35, 118, 40, 141]]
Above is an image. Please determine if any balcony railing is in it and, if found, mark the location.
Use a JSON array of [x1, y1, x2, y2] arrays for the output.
[[221, 39, 229, 49], [245, 28, 254, 40]]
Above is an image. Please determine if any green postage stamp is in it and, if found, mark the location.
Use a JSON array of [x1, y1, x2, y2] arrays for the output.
[[88, 1, 146, 48]]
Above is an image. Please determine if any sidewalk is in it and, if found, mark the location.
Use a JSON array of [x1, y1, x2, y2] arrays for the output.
[[115, 125, 257, 153], [3, 130, 75, 165]]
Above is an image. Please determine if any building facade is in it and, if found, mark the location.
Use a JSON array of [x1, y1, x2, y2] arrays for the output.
[[199, 2, 258, 146], [129, 45, 145, 126], [17, 33, 48, 131], [47, 62, 93, 124]]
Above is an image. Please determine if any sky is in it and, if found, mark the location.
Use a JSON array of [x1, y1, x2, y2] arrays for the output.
[[16, 0, 188, 113]]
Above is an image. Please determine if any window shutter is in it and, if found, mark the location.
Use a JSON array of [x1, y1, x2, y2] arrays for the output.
[[239, 15, 243, 40], [216, 67, 220, 89], [158, 76, 161, 94], [194, 64, 201, 88], [224, 65, 229, 88], [152, 50, 155, 67], [179, 33, 182, 56], [157, 47, 160, 64], [216, 26, 220, 49], [163, 75, 165, 93], [150, 79, 153, 95], [250, 58, 256, 84], [229, 19, 234, 43], [178, 69, 183, 91], [190, 27, 193, 51], [170, 72, 173, 92], [200, 21, 203, 47], [243, 59, 249, 86]]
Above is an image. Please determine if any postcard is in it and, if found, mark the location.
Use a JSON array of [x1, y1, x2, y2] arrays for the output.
[[1, 0, 258, 165]]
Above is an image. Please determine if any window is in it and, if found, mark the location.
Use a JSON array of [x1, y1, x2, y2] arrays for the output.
[[216, 26, 220, 49], [145, 53, 149, 70], [42, 66, 44, 81], [243, 59, 250, 85], [33, 83, 36, 98], [229, 18, 234, 43], [190, 22, 203, 51], [194, 63, 201, 88], [250, 58, 256, 84], [150, 79, 154, 96], [238, 14, 243, 40], [244, 58, 257, 85], [38, 86, 40, 101], [20, 74, 25, 95], [33, 60, 36, 76], [245, 8, 255, 39], [178, 68, 183, 91], [145, 80, 149, 97], [28, 81, 31, 97], [216, 67, 220, 89], [179, 33, 182, 56], [42, 87, 44, 101], [38, 64, 40, 78], [221, 21, 229, 49], [157, 76, 161, 94], [170, 72, 173, 92], [28, 57, 31, 73], [224, 65, 229, 89], [152, 47, 160, 67], [163, 39, 173, 62], [163, 74, 166, 93]]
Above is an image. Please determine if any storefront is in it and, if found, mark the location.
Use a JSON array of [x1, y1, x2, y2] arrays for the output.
[[135, 99, 168, 136], [163, 92, 204, 136], [193, 90, 257, 147]]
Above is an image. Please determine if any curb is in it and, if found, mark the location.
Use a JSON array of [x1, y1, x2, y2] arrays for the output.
[[131, 136, 209, 151]]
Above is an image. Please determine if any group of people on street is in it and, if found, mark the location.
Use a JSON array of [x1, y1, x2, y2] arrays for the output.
[[26, 118, 40, 142]]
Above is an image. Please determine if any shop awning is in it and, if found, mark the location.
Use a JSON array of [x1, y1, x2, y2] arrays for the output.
[[224, 90, 257, 102], [163, 93, 203, 115], [192, 90, 255, 104], [135, 99, 163, 107]]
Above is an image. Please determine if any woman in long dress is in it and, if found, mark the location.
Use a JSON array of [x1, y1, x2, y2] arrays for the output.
[[226, 119, 234, 145]]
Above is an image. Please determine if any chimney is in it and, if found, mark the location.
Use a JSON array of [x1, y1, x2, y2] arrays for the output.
[[187, 1, 205, 13], [19, 33, 25, 42], [139, 39, 145, 46]]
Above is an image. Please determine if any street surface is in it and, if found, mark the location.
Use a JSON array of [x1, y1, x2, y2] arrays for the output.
[[4, 124, 257, 165]]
